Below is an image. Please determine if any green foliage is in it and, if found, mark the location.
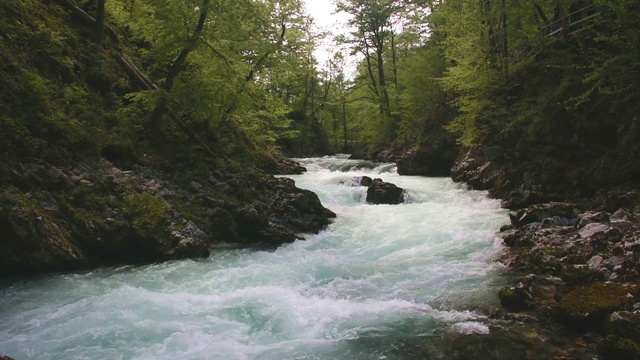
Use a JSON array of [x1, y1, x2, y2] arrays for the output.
[[123, 193, 170, 239], [0, 0, 136, 160]]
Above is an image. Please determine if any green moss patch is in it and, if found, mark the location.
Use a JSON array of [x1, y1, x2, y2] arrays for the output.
[[557, 282, 633, 326]]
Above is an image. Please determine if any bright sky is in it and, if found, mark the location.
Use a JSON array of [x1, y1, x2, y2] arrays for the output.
[[301, 0, 356, 75]]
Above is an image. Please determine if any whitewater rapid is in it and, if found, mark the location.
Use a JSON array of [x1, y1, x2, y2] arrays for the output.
[[0, 156, 510, 359]]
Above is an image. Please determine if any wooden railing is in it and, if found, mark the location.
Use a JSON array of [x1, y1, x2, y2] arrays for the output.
[[541, 4, 602, 38]]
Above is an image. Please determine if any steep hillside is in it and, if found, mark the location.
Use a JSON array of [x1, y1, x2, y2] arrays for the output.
[[0, 0, 334, 277]]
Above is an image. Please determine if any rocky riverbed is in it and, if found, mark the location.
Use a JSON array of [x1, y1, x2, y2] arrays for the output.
[[0, 156, 335, 277], [447, 149, 640, 359]]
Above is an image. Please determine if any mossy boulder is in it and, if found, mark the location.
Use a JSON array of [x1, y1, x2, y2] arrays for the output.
[[557, 282, 634, 326], [560, 265, 603, 286], [597, 335, 640, 360], [499, 286, 533, 311]]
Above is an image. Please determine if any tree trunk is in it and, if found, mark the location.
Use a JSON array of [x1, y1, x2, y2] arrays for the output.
[[150, 0, 210, 126], [96, 0, 106, 47], [342, 97, 348, 151], [374, 31, 390, 116]]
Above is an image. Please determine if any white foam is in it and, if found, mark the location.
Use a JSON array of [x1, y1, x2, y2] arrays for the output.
[[453, 321, 491, 335], [0, 156, 510, 360]]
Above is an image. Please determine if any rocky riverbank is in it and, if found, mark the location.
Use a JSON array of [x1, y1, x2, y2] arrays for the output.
[[450, 149, 640, 359], [0, 156, 335, 278]]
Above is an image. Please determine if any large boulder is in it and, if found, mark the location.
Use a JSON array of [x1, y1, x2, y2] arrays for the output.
[[557, 282, 635, 327], [259, 175, 336, 242], [514, 202, 581, 227], [396, 145, 458, 177], [366, 178, 404, 205]]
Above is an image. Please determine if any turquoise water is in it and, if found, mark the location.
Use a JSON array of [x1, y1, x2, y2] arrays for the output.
[[0, 156, 509, 359]]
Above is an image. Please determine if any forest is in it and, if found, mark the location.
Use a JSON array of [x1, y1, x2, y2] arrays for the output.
[[2, 1, 640, 359], [2, 0, 639, 171], [0, 0, 638, 268]]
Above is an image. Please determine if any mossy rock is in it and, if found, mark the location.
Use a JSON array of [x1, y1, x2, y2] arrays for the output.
[[499, 286, 533, 311], [560, 265, 602, 286], [597, 335, 640, 360], [557, 282, 633, 326]]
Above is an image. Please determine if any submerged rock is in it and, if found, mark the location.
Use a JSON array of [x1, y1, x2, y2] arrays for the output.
[[366, 178, 404, 205]]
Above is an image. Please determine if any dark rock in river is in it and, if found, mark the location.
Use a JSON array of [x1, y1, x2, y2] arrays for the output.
[[366, 178, 404, 205], [396, 145, 458, 177], [258, 175, 336, 241], [359, 176, 373, 187]]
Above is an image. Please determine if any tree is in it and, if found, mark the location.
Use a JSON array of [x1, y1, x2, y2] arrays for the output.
[[96, 0, 106, 47], [335, 0, 403, 117]]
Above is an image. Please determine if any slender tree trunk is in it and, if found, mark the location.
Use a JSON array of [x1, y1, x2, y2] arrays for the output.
[[96, 0, 106, 47], [391, 31, 398, 87], [362, 39, 383, 115], [501, 0, 509, 77], [374, 32, 390, 116], [151, 0, 210, 126], [342, 97, 348, 151]]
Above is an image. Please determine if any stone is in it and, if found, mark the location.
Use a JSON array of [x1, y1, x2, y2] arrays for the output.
[[190, 181, 203, 191], [576, 211, 611, 230], [541, 216, 566, 228], [597, 335, 640, 360], [395, 144, 458, 177], [499, 285, 533, 311], [579, 223, 610, 239], [587, 255, 604, 268], [611, 209, 638, 232], [359, 176, 373, 187], [366, 178, 404, 205], [557, 282, 634, 326], [611, 208, 639, 222], [517, 202, 581, 227], [561, 264, 602, 285]]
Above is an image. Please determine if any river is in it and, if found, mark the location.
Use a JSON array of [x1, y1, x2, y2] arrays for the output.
[[0, 156, 513, 359]]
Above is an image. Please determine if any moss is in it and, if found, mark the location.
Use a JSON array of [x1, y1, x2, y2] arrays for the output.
[[557, 282, 633, 325], [514, 247, 562, 274], [499, 286, 532, 311], [560, 265, 601, 286], [0, 186, 85, 273], [122, 193, 170, 239], [597, 335, 640, 360]]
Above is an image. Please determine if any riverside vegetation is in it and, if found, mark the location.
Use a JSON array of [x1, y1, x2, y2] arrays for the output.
[[1, 0, 640, 359], [0, 0, 336, 277]]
